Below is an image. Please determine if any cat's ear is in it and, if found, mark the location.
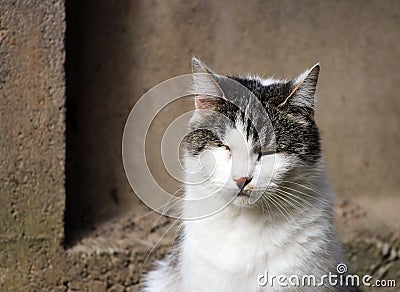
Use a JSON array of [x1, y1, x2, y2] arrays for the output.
[[191, 57, 223, 110], [278, 63, 320, 116]]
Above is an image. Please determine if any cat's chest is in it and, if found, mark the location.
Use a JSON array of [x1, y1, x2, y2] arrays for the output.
[[182, 214, 294, 274], [180, 216, 302, 292]]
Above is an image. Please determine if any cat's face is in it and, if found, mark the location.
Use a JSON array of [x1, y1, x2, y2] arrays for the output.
[[183, 58, 321, 210]]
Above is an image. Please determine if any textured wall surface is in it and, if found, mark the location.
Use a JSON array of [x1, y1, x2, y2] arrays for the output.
[[0, 0, 66, 290], [1, 0, 399, 290]]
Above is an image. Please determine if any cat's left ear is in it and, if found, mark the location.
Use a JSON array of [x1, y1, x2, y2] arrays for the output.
[[278, 63, 320, 116]]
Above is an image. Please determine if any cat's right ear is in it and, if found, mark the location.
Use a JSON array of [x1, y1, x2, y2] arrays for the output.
[[278, 64, 320, 116], [191, 57, 223, 110]]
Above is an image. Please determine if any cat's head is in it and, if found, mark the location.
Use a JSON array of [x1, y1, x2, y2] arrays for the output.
[[182, 58, 322, 212]]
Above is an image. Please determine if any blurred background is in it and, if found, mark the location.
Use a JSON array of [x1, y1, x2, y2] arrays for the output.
[[1, 0, 399, 290], [67, 0, 400, 233]]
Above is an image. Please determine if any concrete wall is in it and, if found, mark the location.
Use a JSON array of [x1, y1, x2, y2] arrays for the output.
[[0, 0, 66, 290], [66, 0, 400, 229], [1, 0, 399, 290]]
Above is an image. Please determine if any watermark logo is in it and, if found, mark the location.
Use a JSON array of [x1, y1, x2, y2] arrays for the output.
[[257, 263, 396, 288], [336, 263, 347, 274]]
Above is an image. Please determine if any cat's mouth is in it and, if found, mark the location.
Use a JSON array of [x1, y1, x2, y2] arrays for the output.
[[237, 191, 250, 198]]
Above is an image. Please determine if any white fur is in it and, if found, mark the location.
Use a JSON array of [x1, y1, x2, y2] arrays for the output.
[[143, 121, 343, 291], [259, 77, 286, 87], [245, 74, 287, 87], [180, 183, 339, 291]]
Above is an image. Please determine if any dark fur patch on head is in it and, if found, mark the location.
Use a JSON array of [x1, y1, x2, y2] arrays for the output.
[[184, 75, 321, 164], [228, 77, 293, 107], [230, 76, 321, 163], [183, 128, 222, 155]]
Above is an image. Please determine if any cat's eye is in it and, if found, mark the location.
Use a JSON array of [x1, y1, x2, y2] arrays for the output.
[[214, 142, 230, 151], [221, 144, 230, 151], [257, 150, 276, 160]]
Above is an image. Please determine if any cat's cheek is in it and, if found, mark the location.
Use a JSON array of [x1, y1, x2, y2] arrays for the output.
[[212, 152, 233, 186]]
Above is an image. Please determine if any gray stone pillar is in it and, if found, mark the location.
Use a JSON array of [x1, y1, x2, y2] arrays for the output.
[[0, 1, 66, 290]]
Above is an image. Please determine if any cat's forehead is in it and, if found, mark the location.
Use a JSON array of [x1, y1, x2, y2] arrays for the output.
[[190, 80, 276, 147], [192, 109, 270, 150], [228, 76, 292, 107], [224, 118, 259, 149]]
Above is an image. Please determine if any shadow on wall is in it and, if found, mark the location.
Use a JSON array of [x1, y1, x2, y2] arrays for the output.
[[64, 0, 195, 245], [64, 1, 141, 245]]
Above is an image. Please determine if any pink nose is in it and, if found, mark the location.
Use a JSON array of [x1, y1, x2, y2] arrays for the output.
[[234, 177, 252, 189]]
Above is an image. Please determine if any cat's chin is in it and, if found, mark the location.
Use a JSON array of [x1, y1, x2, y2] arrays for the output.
[[231, 191, 255, 208]]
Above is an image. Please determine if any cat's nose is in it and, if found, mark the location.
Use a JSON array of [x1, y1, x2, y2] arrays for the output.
[[234, 177, 252, 190]]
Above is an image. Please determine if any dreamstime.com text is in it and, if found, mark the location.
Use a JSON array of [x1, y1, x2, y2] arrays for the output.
[[257, 263, 396, 288]]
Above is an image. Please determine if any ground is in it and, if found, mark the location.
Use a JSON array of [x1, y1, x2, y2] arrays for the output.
[[57, 198, 400, 292]]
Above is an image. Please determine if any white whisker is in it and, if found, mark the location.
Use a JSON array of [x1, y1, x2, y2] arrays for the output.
[[140, 218, 179, 273]]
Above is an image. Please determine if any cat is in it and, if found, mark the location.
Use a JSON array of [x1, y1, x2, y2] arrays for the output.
[[142, 58, 352, 291]]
